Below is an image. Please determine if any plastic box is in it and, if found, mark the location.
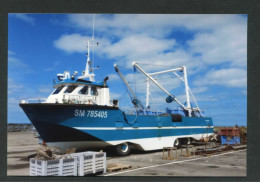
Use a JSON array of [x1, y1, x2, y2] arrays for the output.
[[70, 151, 106, 176], [220, 136, 240, 145], [219, 128, 240, 137], [30, 158, 78, 176]]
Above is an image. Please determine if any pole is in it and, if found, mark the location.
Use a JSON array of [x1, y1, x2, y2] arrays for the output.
[[146, 78, 150, 108], [183, 66, 191, 116]]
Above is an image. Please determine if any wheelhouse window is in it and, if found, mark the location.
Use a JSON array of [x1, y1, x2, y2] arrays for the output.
[[52, 86, 64, 95], [79, 86, 88, 95], [91, 87, 98, 96], [64, 85, 78, 94]]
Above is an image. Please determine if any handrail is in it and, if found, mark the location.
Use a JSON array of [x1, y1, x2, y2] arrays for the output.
[[20, 98, 47, 103]]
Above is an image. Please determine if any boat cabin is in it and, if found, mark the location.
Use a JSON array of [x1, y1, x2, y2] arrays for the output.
[[45, 71, 116, 107]]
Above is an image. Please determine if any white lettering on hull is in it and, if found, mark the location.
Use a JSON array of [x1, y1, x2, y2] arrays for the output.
[[74, 109, 85, 117], [74, 109, 107, 118]]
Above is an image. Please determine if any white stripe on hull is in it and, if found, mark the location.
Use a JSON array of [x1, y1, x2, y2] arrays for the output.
[[46, 133, 214, 151], [106, 133, 214, 151]]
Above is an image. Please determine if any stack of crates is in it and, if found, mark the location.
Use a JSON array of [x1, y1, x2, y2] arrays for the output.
[[70, 151, 106, 176], [219, 128, 240, 145], [30, 151, 106, 176], [30, 158, 78, 176]]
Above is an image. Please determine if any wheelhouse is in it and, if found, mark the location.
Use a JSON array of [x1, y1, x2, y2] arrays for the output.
[[44, 72, 115, 107]]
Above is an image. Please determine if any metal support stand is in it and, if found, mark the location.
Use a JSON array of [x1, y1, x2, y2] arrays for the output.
[[163, 147, 178, 160], [180, 145, 195, 157]]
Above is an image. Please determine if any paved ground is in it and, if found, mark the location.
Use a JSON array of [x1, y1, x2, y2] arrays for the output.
[[104, 149, 246, 176], [7, 131, 40, 176], [7, 131, 246, 176]]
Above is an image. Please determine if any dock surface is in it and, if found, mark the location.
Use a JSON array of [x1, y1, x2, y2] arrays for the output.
[[8, 131, 246, 176]]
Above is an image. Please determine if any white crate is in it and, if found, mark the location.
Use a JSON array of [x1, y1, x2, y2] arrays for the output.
[[70, 151, 106, 176], [30, 158, 78, 176]]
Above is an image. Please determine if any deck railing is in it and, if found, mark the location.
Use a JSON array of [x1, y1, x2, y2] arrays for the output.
[[20, 98, 47, 103]]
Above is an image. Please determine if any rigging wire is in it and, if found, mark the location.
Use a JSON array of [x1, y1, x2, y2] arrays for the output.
[[116, 64, 186, 112], [128, 74, 180, 85]]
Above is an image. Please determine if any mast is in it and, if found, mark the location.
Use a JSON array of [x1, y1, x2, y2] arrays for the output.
[[79, 15, 96, 81], [85, 40, 91, 76]]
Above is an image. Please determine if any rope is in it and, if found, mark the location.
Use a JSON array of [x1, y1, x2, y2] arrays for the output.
[[116, 106, 138, 126]]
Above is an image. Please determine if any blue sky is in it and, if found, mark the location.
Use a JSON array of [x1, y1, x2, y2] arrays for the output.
[[8, 14, 247, 126]]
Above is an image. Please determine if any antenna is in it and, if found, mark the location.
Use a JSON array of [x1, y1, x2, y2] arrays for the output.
[[92, 14, 95, 40], [92, 14, 95, 71], [79, 14, 96, 81]]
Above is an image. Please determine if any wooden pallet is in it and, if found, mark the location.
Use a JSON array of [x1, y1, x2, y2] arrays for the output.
[[107, 163, 132, 172]]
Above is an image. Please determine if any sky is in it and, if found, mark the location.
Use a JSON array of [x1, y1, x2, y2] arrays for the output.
[[8, 14, 247, 126]]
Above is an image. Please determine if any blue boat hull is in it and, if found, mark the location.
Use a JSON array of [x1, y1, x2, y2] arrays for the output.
[[20, 103, 214, 151]]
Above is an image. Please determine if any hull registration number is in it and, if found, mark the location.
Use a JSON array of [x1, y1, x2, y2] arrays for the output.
[[74, 109, 108, 118]]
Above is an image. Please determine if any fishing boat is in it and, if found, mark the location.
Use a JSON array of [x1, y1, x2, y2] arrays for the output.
[[20, 37, 214, 155]]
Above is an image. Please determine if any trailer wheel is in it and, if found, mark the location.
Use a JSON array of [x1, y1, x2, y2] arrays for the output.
[[186, 137, 191, 145], [116, 143, 131, 156], [174, 138, 180, 147]]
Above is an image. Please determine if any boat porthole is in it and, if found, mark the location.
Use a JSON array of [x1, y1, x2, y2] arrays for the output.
[[174, 138, 180, 147]]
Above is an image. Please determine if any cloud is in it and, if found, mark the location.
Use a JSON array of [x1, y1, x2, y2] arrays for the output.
[[8, 78, 24, 95], [38, 85, 53, 94], [107, 73, 120, 82], [242, 89, 247, 95], [174, 93, 217, 104], [194, 68, 247, 88], [57, 14, 246, 72], [11, 13, 35, 25], [102, 34, 177, 59], [188, 24, 247, 67], [66, 14, 246, 38], [8, 52, 33, 73], [195, 95, 218, 102], [43, 61, 60, 72], [190, 86, 208, 94], [54, 34, 89, 53], [54, 33, 111, 54], [8, 97, 21, 110], [53, 33, 177, 58], [66, 14, 174, 38], [54, 14, 247, 94], [130, 50, 200, 73], [8, 57, 30, 69], [110, 93, 122, 99], [8, 50, 16, 56]]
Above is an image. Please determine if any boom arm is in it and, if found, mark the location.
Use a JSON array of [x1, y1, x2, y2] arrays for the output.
[[114, 64, 145, 111]]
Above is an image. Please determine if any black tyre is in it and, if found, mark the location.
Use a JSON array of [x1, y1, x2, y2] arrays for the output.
[[186, 137, 191, 145], [115, 143, 131, 156], [174, 138, 180, 147]]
